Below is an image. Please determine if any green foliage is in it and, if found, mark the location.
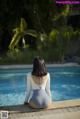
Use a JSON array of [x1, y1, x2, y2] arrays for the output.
[[49, 29, 59, 42], [0, 48, 65, 64], [36, 33, 48, 50], [24, 29, 37, 37], [0, 0, 80, 64], [9, 32, 22, 49], [20, 18, 27, 32], [9, 18, 37, 50], [62, 5, 70, 16]]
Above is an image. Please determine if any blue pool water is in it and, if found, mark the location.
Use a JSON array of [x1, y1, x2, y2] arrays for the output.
[[0, 66, 80, 106]]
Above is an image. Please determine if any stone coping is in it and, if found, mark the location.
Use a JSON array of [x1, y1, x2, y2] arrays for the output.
[[0, 99, 80, 113], [50, 99, 80, 109], [0, 63, 80, 69]]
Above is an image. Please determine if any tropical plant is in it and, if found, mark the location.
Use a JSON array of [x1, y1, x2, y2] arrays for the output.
[[9, 18, 37, 50], [49, 29, 59, 41]]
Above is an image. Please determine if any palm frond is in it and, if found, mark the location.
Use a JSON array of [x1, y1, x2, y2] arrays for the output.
[[24, 30, 37, 38], [13, 27, 20, 33], [9, 33, 22, 49], [20, 18, 27, 32]]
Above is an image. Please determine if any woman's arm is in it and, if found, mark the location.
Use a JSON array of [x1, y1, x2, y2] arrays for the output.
[[25, 73, 32, 103], [45, 73, 52, 101]]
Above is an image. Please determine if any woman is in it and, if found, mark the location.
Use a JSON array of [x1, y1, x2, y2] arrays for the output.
[[25, 56, 52, 108]]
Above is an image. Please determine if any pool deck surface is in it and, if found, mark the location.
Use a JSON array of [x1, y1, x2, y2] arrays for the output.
[[0, 99, 80, 119]]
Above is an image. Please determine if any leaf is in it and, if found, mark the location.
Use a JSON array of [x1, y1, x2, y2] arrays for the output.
[[39, 33, 48, 42], [9, 32, 22, 49], [13, 27, 20, 33], [9, 18, 37, 50], [49, 30, 59, 41], [20, 18, 27, 32], [24, 29, 37, 38]]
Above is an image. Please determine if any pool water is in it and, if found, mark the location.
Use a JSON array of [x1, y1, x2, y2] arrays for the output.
[[0, 66, 80, 106]]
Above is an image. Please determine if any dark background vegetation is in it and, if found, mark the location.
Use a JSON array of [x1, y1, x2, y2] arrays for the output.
[[0, 0, 80, 64]]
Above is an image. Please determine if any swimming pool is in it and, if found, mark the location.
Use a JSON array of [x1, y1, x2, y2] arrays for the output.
[[0, 66, 80, 106]]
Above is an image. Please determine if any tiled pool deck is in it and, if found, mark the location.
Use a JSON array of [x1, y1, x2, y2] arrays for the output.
[[0, 64, 80, 119]]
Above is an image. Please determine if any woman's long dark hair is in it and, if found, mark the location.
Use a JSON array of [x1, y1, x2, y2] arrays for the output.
[[32, 56, 47, 77]]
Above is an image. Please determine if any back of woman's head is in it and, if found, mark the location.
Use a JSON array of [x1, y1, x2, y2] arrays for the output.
[[32, 56, 47, 77]]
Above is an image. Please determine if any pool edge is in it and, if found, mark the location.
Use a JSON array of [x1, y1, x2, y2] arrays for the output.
[[0, 99, 80, 111], [0, 63, 80, 69], [48, 99, 80, 109]]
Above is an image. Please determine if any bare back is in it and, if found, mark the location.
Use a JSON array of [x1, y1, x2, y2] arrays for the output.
[[31, 74, 48, 85]]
